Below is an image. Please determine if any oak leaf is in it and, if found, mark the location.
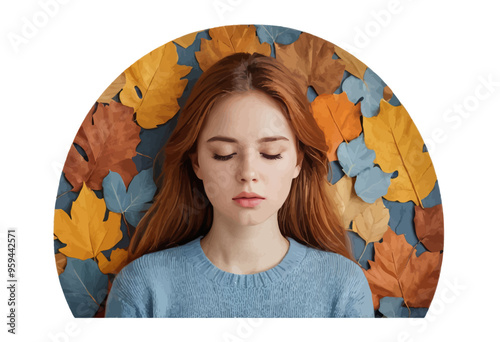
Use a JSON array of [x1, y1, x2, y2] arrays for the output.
[[363, 100, 437, 206], [364, 228, 443, 309], [63, 101, 140, 191], [54, 183, 122, 260], [276, 32, 346, 95], [96, 248, 128, 274], [326, 176, 371, 230], [333, 45, 368, 81], [120, 42, 192, 129], [97, 73, 125, 103], [352, 199, 390, 244], [195, 25, 271, 71], [414, 204, 444, 252], [311, 92, 362, 161]]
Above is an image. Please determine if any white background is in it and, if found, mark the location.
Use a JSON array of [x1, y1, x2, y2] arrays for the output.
[[1, 0, 498, 341]]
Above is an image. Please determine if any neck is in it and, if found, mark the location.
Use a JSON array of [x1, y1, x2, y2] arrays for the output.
[[200, 214, 290, 275]]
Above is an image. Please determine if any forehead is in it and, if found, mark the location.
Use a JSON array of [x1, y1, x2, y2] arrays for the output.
[[200, 90, 294, 141]]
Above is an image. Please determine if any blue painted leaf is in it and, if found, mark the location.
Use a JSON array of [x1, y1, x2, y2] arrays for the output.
[[347, 230, 374, 270], [255, 25, 301, 57], [55, 172, 78, 215], [341, 68, 386, 117], [102, 169, 157, 226], [421, 180, 442, 208], [59, 257, 108, 317], [354, 166, 391, 203], [379, 297, 429, 318], [328, 160, 344, 185], [337, 133, 375, 177]]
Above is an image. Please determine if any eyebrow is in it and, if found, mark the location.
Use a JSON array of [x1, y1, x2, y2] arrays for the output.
[[206, 136, 290, 144]]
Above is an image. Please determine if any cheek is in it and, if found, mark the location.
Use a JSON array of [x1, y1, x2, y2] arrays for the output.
[[200, 160, 235, 200]]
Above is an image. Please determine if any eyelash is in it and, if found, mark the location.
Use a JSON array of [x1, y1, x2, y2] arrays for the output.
[[212, 153, 283, 161]]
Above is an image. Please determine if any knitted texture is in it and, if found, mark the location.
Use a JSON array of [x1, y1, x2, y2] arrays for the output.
[[105, 236, 374, 318]]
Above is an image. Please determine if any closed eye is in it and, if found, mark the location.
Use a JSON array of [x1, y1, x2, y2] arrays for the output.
[[212, 153, 283, 161]]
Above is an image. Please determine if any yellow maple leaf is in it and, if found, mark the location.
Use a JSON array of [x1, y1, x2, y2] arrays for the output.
[[174, 30, 200, 48], [363, 100, 437, 206], [96, 248, 128, 274], [97, 73, 126, 103], [195, 25, 271, 71], [54, 183, 122, 260], [352, 198, 389, 244], [120, 42, 192, 129]]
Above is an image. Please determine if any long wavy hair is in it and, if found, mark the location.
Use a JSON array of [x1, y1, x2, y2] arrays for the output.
[[126, 52, 352, 268]]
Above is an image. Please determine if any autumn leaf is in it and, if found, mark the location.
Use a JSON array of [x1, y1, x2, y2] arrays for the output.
[[352, 199, 390, 244], [311, 92, 362, 161], [195, 25, 271, 71], [363, 100, 437, 206], [275, 32, 345, 94], [55, 253, 67, 275], [383, 86, 393, 101], [120, 42, 192, 129], [96, 248, 128, 274], [364, 228, 443, 309], [59, 257, 108, 317], [54, 183, 122, 260], [337, 133, 375, 177], [63, 101, 140, 192], [97, 73, 125, 103], [333, 45, 368, 81], [414, 204, 444, 252], [174, 30, 200, 48], [326, 176, 371, 230], [276, 32, 346, 95]]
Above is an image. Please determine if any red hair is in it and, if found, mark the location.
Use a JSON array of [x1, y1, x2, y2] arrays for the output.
[[126, 52, 352, 268]]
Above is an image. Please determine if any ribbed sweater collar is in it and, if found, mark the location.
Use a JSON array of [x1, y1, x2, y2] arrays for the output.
[[182, 235, 307, 288]]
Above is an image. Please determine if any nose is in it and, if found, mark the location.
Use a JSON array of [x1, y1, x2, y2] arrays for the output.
[[237, 150, 258, 183]]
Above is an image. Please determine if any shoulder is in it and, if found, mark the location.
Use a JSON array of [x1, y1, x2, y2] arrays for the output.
[[302, 246, 367, 287]]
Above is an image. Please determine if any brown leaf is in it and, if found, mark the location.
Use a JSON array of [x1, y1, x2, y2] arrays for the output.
[[276, 32, 346, 95], [414, 204, 444, 252], [352, 199, 390, 244], [333, 45, 368, 80], [364, 228, 443, 309], [55, 253, 67, 275], [97, 73, 126, 103], [383, 85, 393, 101], [310, 92, 362, 161], [195, 25, 271, 71], [63, 101, 141, 191]]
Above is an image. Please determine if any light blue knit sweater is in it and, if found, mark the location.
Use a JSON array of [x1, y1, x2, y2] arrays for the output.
[[105, 235, 374, 318]]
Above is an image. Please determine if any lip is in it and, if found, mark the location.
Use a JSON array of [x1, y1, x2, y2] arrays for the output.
[[232, 192, 265, 208], [232, 192, 265, 200], [233, 198, 264, 208]]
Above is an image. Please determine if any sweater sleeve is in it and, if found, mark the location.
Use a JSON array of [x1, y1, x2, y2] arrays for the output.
[[105, 260, 150, 318], [331, 259, 375, 318]]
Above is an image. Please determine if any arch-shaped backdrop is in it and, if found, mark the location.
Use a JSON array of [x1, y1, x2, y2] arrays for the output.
[[53, 24, 444, 318]]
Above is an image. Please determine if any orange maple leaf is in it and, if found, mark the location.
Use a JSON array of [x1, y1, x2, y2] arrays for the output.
[[310, 92, 362, 161], [364, 228, 443, 309]]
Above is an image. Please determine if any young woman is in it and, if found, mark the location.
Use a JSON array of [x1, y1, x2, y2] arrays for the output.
[[105, 52, 374, 318]]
